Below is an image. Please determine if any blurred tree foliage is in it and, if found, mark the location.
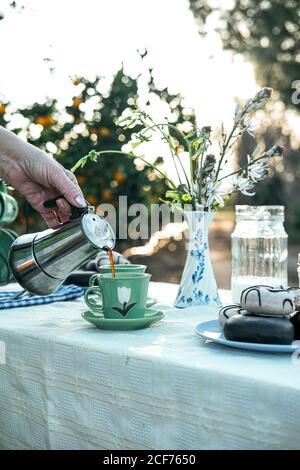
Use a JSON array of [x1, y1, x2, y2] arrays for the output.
[[190, 0, 300, 239], [189, 0, 300, 112], [236, 124, 300, 241], [0, 66, 195, 247]]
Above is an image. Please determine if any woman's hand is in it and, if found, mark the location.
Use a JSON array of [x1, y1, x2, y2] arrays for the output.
[[0, 126, 86, 227]]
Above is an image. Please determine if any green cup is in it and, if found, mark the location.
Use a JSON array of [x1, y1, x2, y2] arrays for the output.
[[0, 190, 18, 224], [89, 264, 146, 287], [84, 272, 151, 319]]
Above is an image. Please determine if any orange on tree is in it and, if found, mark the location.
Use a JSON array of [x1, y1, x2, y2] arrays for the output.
[[99, 127, 110, 137], [114, 170, 126, 184], [86, 194, 98, 205], [102, 190, 113, 202], [34, 115, 55, 127], [72, 97, 81, 108], [76, 175, 87, 185]]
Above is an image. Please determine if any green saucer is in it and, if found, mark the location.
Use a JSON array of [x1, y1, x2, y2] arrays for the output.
[[82, 308, 164, 331], [146, 297, 157, 308]]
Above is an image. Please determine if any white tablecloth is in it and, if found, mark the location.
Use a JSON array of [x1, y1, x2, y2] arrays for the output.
[[0, 282, 300, 450]]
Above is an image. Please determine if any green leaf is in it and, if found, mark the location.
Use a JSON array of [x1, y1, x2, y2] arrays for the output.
[[131, 140, 142, 149], [158, 198, 172, 205], [115, 115, 133, 125], [112, 307, 126, 316], [124, 302, 137, 314], [166, 190, 180, 200]]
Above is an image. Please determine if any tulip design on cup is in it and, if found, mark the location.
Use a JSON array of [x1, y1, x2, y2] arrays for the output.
[[112, 287, 137, 317]]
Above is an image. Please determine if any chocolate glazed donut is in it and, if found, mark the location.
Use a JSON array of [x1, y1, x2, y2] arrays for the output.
[[224, 314, 295, 345]]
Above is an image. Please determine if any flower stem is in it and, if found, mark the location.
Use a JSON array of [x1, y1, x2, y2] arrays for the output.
[[145, 118, 183, 186], [139, 119, 192, 191], [215, 125, 237, 181], [71, 150, 177, 188], [218, 154, 267, 183], [214, 109, 246, 182], [164, 123, 192, 189], [197, 133, 210, 202]]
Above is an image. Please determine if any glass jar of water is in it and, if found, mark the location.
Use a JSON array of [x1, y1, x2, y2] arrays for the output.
[[231, 205, 288, 303]]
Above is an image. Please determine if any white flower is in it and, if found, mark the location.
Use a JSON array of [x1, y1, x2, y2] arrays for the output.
[[118, 287, 131, 304], [251, 146, 261, 158], [235, 176, 256, 196], [244, 88, 272, 113], [116, 109, 143, 128], [201, 180, 214, 196], [245, 153, 269, 182], [265, 144, 284, 157], [244, 118, 259, 137], [205, 181, 229, 208], [248, 162, 268, 182], [254, 87, 273, 102], [127, 133, 143, 151], [207, 191, 225, 207]]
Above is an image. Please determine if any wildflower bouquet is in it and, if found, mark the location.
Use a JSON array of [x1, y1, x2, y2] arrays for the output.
[[72, 87, 284, 211]]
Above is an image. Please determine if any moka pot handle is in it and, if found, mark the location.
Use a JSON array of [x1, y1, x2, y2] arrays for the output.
[[43, 195, 90, 224]]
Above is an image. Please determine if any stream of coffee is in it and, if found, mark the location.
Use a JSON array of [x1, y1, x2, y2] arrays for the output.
[[108, 249, 116, 277]]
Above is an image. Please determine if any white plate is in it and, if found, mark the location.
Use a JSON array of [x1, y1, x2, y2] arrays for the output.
[[195, 319, 300, 353]]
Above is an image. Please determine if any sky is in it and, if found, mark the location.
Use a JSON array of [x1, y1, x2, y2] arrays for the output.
[[0, 0, 269, 185], [0, 0, 258, 127]]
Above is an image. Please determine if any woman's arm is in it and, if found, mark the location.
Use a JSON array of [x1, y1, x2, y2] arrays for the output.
[[0, 126, 86, 227]]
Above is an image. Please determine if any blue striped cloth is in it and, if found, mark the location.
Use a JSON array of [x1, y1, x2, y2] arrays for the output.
[[0, 284, 84, 310]]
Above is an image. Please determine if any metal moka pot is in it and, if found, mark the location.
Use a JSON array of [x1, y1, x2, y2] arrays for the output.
[[9, 198, 115, 295]]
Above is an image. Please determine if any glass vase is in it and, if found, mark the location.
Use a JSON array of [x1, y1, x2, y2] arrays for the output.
[[175, 210, 221, 308], [231, 205, 288, 303]]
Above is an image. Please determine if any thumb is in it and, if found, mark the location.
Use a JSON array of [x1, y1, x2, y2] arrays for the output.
[[49, 167, 86, 208]]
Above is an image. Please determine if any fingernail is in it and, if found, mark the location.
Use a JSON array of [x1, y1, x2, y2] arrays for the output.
[[56, 198, 65, 210], [75, 195, 86, 207]]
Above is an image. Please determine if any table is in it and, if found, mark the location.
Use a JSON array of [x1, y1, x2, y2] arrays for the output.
[[0, 282, 300, 450]]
